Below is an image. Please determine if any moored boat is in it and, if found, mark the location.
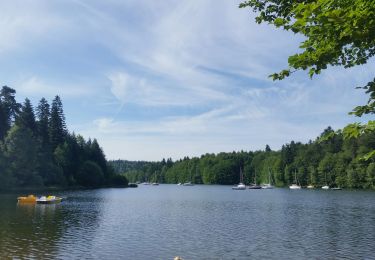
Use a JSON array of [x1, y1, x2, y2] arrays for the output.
[[261, 183, 274, 189], [322, 172, 330, 190], [151, 172, 159, 186], [17, 195, 37, 204], [262, 169, 274, 189], [289, 184, 301, 189], [289, 171, 301, 189], [307, 185, 315, 189], [36, 196, 63, 204], [232, 183, 246, 190], [232, 167, 246, 190], [249, 171, 262, 189]]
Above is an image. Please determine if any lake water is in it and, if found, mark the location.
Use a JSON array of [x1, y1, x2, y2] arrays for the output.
[[1, 185, 374, 259]]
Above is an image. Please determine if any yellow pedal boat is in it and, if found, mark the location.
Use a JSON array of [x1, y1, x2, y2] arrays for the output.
[[17, 195, 63, 204], [17, 195, 37, 203]]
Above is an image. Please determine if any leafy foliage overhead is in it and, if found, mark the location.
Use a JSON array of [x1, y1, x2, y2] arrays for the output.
[[239, 0, 375, 80], [240, 0, 375, 159]]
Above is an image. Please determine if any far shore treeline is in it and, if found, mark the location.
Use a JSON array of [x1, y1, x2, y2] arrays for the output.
[[0, 86, 128, 190], [110, 128, 375, 189], [1, 85, 374, 191]]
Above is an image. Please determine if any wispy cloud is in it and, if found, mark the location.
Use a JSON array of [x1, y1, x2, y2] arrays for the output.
[[0, 0, 372, 160], [16, 76, 95, 99]]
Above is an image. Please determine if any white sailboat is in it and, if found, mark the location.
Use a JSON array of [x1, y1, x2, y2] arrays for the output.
[[307, 171, 314, 188], [183, 169, 195, 186], [232, 167, 246, 190], [322, 172, 329, 189], [248, 171, 262, 189], [289, 171, 301, 189], [152, 172, 159, 185], [261, 169, 274, 189]]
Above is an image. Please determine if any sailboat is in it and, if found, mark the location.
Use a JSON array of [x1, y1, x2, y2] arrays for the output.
[[248, 171, 261, 189], [183, 168, 195, 186], [261, 168, 274, 189], [289, 170, 301, 189], [152, 172, 159, 185], [232, 167, 246, 190], [322, 172, 329, 189], [307, 171, 315, 188]]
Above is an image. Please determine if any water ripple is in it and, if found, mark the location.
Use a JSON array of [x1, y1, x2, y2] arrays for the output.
[[0, 187, 375, 259]]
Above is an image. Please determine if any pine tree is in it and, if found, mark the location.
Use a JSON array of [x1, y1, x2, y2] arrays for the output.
[[16, 98, 37, 134], [0, 101, 7, 140], [49, 95, 67, 151], [89, 138, 107, 176], [0, 86, 21, 135], [36, 98, 50, 148]]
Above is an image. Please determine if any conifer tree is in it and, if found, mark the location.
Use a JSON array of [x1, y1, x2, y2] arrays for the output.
[[89, 138, 108, 176], [16, 98, 37, 134], [49, 95, 67, 151], [36, 98, 50, 148], [0, 86, 21, 135], [0, 101, 7, 140]]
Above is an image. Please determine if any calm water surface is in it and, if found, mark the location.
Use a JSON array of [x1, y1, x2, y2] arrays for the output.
[[1, 185, 374, 259]]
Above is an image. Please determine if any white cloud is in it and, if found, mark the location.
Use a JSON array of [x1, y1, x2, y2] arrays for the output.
[[16, 76, 94, 98], [0, 1, 70, 54], [107, 71, 230, 107], [93, 117, 116, 132], [108, 72, 131, 103], [79, 113, 326, 161], [1, 0, 373, 160]]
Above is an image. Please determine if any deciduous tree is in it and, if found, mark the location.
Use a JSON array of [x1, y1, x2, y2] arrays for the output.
[[240, 0, 375, 158]]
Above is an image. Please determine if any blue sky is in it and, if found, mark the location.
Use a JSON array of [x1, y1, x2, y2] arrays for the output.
[[0, 0, 372, 161]]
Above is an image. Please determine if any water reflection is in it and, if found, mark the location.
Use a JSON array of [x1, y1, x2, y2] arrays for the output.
[[0, 187, 375, 259], [0, 192, 104, 260], [0, 202, 62, 259]]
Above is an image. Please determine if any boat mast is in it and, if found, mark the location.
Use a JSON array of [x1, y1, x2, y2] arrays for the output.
[[254, 171, 257, 185], [325, 171, 328, 186], [268, 168, 271, 184]]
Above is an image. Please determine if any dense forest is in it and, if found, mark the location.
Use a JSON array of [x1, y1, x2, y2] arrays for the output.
[[1, 85, 374, 190], [110, 128, 375, 189], [0, 86, 127, 190]]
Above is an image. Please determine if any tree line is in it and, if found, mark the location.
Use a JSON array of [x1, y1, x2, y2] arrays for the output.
[[110, 128, 375, 189], [0, 86, 127, 190]]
